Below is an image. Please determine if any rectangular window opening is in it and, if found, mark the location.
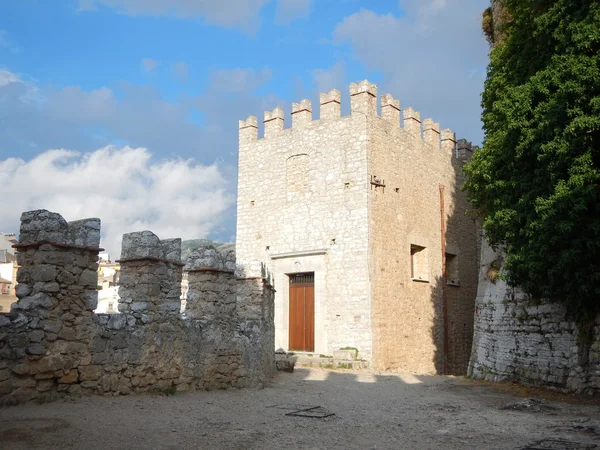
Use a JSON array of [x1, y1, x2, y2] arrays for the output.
[[410, 244, 429, 282], [446, 253, 459, 286]]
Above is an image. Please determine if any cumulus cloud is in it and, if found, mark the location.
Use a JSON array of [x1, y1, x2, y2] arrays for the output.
[[208, 67, 273, 93], [79, 0, 271, 32], [275, 0, 312, 24], [0, 146, 232, 257], [333, 1, 488, 143], [171, 62, 189, 81], [0, 66, 282, 243], [0, 70, 205, 162], [141, 58, 159, 73], [0, 68, 20, 87]]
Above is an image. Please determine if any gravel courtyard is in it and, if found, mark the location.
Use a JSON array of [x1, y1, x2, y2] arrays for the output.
[[1, 368, 599, 450]]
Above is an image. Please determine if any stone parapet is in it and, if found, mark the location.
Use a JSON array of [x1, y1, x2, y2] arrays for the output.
[[117, 231, 182, 320], [238, 79, 467, 164], [0, 209, 275, 405]]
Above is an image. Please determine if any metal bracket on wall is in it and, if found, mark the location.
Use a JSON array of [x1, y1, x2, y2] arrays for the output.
[[370, 175, 386, 192]]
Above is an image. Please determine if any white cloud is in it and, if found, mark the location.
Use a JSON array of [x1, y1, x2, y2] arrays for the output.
[[171, 62, 189, 81], [275, 0, 312, 24], [0, 146, 232, 257], [333, 1, 488, 143], [141, 58, 159, 73], [0, 71, 206, 162], [208, 67, 273, 93], [312, 62, 345, 94], [80, 0, 272, 31], [0, 69, 20, 87], [0, 66, 282, 243]]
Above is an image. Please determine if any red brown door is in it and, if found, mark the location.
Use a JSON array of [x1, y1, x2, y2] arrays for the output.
[[288, 273, 314, 352]]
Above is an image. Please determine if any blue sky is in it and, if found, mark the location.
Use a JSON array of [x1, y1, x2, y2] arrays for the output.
[[0, 0, 489, 256]]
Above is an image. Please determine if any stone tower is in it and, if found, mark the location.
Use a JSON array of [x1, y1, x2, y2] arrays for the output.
[[236, 80, 479, 375]]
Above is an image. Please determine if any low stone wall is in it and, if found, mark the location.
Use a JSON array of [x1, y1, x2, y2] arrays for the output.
[[468, 241, 600, 393], [0, 210, 275, 405]]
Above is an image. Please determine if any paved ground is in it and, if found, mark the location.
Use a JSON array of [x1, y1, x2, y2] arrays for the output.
[[0, 296, 16, 314], [1, 368, 599, 450]]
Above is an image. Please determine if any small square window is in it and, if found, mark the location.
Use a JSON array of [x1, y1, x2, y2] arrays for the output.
[[410, 245, 429, 282], [446, 253, 459, 285]]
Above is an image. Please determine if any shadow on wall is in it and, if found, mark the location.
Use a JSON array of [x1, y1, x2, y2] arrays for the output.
[[428, 141, 480, 376]]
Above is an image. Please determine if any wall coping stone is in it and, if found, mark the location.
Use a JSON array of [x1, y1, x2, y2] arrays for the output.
[[187, 267, 235, 274], [13, 241, 104, 252], [116, 256, 185, 267]]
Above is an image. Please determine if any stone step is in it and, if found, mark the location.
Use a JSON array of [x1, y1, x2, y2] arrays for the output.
[[278, 352, 369, 371]]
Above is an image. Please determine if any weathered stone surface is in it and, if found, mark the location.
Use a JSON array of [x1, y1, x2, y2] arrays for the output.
[[0, 314, 10, 327], [19, 210, 69, 245], [15, 283, 32, 298], [31, 265, 57, 282], [79, 269, 99, 288], [1, 209, 275, 405], [121, 231, 162, 260], [68, 218, 101, 248], [79, 365, 102, 381], [161, 238, 182, 263], [468, 241, 600, 392], [26, 344, 46, 355], [0, 379, 12, 394], [14, 292, 53, 311], [107, 314, 127, 330]]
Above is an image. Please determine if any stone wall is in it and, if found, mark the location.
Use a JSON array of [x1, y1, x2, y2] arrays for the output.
[[236, 80, 480, 371], [0, 210, 275, 405], [468, 241, 600, 393], [237, 89, 372, 358], [368, 87, 480, 375]]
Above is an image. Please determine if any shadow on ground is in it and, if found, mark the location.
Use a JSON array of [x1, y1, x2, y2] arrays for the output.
[[1, 367, 599, 450]]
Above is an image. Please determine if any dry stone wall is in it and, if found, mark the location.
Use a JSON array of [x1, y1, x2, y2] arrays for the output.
[[0, 210, 275, 405], [468, 241, 600, 393]]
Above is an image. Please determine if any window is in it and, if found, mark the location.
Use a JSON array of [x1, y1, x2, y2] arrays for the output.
[[446, 253, 459, 286], [107, 302, 115, 313], [1, 283, 8, 295], [410, 245, 429, 282], [286, 154, 309, 199]]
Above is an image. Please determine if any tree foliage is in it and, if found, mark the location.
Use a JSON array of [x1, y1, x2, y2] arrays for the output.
[[464, 0, 600, 324]]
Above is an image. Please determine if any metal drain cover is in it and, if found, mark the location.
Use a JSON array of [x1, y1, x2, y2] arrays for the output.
[[285, 406, 335, 419]]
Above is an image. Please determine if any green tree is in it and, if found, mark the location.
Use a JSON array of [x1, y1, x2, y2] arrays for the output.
[[464, 0, 600, 325]]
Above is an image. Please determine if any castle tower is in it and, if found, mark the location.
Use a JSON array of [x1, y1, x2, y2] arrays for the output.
[[236, 80, 479, 375]]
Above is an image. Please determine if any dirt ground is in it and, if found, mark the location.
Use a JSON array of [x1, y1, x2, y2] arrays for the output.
[[1, 368, 599, 450]]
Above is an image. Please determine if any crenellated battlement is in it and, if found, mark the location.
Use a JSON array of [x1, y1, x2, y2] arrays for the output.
[[238, 79, 471, 158], [0, 209, 275, 404]]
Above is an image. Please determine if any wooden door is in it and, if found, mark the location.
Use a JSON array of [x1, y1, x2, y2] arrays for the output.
[[288, 273, 314, 352]]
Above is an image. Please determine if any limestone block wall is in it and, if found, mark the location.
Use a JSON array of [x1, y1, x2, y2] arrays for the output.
[[237, 91, 372, 358], [0, 210, 275, 405], [368, 89, 479, 375], [468, 241, 600, 393], [236, 80, 480, 370]]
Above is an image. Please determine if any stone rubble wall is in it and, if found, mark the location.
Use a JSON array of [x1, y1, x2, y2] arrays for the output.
[[468, 240, 600, 393], [0, 210, 275, 405]]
